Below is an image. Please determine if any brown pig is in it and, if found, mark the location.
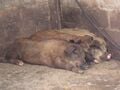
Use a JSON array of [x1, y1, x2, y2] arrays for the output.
[[5, 38, 87, 73], [28, 30, 96, 64]]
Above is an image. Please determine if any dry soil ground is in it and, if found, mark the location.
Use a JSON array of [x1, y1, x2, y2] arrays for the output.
[[0, 60, 120, 90]]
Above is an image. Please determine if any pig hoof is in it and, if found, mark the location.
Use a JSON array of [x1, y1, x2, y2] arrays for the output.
[[78, 70, 84, 74], [94, 59, 100, 64], [16, 60, 24, 66], [107, 54, 112, 60], [80, 64, 90, 70], [72, 68, 84, 74]]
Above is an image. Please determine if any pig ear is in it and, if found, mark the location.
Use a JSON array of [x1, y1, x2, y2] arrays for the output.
[[90, 40, 101, 49], [65, 46, 76, 55], [84, 35, 93, 42], [69, 39, 81, 44], [69, 40, 75, 43]]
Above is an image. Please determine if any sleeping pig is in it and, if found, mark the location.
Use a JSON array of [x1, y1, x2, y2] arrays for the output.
[[5, 38, 87, 73], [28, 30, 95, 64], [29, 30, 105, 64]]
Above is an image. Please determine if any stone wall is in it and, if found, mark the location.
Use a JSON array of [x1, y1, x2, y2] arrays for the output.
[[81, 0, 120, 44], [0, 0, 50, 57], [61, 0, 120, 46]]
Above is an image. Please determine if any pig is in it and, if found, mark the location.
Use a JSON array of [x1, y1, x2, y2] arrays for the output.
[[5, 38, 87, 73], [28, 30, 96, 65], [29, 30, 94, 63], [57, 28, 112, 63]]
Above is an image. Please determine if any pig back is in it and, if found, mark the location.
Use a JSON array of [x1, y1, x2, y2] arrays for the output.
[[15, 39, 70, 66], [29, 30, 82, 42]]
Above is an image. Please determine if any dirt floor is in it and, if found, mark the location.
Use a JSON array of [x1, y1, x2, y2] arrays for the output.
[[0, 60, 120, 90]]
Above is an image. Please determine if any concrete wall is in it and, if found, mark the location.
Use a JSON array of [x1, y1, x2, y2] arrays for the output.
[[81, 0, 120, 44], [61, 0, 120, 46], [0, 0, 120, 57], [0, 0, 50, 57]]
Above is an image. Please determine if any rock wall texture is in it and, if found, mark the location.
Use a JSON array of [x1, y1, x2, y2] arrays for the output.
[[0, 0, 50, 57], [61, 0, 120, 45], [81, 0, 120, 44], [63, 0, 120, 29]]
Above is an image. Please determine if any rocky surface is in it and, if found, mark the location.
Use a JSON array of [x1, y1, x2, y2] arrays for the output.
[[0, 60, 120, 90]]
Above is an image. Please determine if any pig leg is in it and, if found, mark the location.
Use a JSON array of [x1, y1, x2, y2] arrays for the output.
[[55, 57, 84, 74], [80, 63, 91, 70], [8, 59, 24, 66], [65, 61, 85, 74], [71, 67, 84, 74], [65, 64, 82, 73], [0, 57, 24, 66]]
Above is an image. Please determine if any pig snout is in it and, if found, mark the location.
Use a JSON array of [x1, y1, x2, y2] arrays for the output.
[[107, 53, 112, 60]]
